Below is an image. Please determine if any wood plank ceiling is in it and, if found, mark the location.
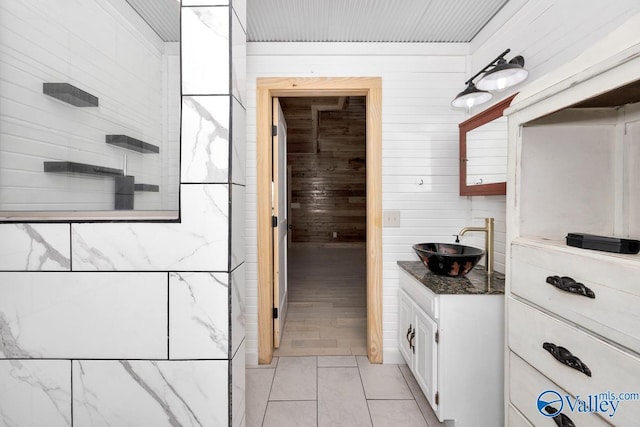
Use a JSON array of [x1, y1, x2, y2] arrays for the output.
[[247, 0, 510, 42]]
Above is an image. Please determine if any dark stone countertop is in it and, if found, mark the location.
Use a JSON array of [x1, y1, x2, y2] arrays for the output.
[[398, 261, 505, 295]]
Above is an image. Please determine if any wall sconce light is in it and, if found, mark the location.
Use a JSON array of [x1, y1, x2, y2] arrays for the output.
[[451, 48, 528, 109]]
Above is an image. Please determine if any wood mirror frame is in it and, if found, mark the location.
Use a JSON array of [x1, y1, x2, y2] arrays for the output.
[[459, 93, 517, 196]]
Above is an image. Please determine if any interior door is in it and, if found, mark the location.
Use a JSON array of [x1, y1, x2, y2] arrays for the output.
[[272, 97, 288, 348]]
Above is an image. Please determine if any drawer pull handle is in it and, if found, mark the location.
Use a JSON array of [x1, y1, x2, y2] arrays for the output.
[[544, 405, 576, 427], [546, 276, 595, 299], [410, 329, 416, 353], [406, 324, 412, 344], [543, 342, 592, 377]]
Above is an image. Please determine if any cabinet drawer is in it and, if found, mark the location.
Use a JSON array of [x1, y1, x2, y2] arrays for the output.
[[511, 241, 640, 353], [507, 405, 534, 427], [399, 269, 438, 319], [508, 298, 640, 426], [509, 352, 611, 426]]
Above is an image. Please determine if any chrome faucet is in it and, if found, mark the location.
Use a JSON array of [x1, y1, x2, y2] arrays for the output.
[[459, 217, 495, 275]]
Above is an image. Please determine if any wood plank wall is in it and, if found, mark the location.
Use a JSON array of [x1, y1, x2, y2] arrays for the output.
[[280, 96, 366, 245]]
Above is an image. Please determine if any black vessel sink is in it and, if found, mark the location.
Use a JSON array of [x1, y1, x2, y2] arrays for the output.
[[412, 243, 485, 277]]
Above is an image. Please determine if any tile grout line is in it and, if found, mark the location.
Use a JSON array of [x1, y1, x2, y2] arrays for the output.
[[261, 356, 280, 426], [398, 365, 433, 427], [355, 356, 376, 426]]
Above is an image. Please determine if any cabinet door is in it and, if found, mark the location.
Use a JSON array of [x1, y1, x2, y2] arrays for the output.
[[414, 307, 438, 412], [398, 290, 413, 364]]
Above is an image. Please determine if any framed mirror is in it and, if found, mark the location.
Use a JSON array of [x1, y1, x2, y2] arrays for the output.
[[459, 94, 517, 196]]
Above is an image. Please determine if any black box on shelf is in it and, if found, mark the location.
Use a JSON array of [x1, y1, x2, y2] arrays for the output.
[[566, 233, 640, 254]]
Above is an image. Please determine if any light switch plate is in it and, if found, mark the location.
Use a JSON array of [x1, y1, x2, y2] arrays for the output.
[[383, 210, 401, 227]]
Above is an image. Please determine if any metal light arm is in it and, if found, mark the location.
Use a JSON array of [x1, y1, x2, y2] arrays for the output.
[[464, 49, 511, 86]]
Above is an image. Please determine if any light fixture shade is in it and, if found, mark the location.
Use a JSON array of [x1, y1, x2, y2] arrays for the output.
[[451, 83, 493, 109], [476, 56, 528, 91]]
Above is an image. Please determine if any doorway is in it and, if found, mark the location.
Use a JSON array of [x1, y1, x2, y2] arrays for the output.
[[277, 95, 367, 356], [256, 77, 382, 364]]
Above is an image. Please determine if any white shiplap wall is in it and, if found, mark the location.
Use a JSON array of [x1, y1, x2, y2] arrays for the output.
[[245, 43, 470, 364], [0, 0, 178, 211], [462, 0, 640, 270], [245, 0, 640, 365]]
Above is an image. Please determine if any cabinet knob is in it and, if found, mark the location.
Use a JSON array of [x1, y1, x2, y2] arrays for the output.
[[544, 405, 576, 427], [543, 342, 592, 377], [546, 276, 595, 299]]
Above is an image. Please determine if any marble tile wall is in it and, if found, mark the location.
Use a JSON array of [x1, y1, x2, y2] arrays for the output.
[[0, 224, 70, 270], [0, 1, 247, 426]]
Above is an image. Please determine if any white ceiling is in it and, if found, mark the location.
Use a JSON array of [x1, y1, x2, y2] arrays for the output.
[[121, 0, 511, 44], [125, 0, 180, 42], [247, 0, 510, 42]]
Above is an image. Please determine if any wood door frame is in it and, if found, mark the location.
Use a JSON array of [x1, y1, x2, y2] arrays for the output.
[[257, 77, 383, 364]]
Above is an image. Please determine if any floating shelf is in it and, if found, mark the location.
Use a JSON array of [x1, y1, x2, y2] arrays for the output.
[[135, 183, 160, 192], [44, 161, 123, 177], [106, 135, 159, 153], [43, 83, 99, 107]]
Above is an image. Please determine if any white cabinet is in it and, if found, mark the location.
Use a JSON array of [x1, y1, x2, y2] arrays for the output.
[[399, 289, 438, 407], [505, 13, 640, 427], [398, 268, 504, 427]]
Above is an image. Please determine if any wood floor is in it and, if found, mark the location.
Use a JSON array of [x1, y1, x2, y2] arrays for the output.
[[273, 247, 367, 357]]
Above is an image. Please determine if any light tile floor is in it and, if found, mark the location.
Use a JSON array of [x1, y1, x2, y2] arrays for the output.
[[274, 247, 368, 357], [246, 355, 445, 427]]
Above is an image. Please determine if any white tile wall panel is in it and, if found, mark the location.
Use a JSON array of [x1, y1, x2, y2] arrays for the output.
[[72, 360, 228, 426], [231, 263, 246, 356], [232, 98, 247, 185], [0, 224, 70, 270], [232, 340, 246, 427], [232, 10, 247, 107], [181, 96, 230, 183], [169, 272, 229, 359], [0, 272, 167, 359], [0, 360, 71, 427], [231, 184, 245, 270], [1, 0, 242, 425], [182, 7, 230, 95], [233, 0, 247, 34], [71, 184, 229, 271]]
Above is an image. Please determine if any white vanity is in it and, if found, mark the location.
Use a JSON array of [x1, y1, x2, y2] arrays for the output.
[[398, 261, 505, 427], [504, 14, 640, 426]]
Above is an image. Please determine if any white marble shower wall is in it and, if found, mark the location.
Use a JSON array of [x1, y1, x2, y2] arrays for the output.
[[0, 1, 247, 426]]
